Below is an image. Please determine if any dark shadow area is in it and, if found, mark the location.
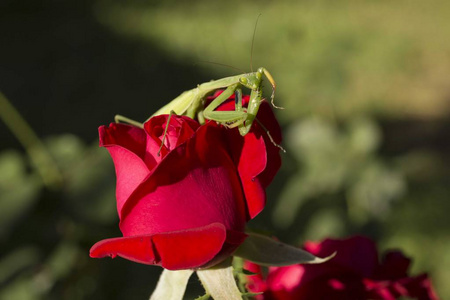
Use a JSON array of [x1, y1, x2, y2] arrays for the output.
[[0, 0, 211, 150], [379, 118, 450, 157]]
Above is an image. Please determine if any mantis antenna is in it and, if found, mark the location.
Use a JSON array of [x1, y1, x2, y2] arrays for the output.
[[195, 61, 245, 73], [250, 13, 262, 73]]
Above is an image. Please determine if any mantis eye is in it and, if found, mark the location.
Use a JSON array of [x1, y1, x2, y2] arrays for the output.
[[239, 77, 248, 85]]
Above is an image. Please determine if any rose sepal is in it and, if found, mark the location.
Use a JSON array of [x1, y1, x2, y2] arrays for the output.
[[234, 232, 336, 266], [197, 258, 243, 300], [150, 269, 194, 300]]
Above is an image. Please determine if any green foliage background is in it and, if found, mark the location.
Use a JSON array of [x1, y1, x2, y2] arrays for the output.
[[1, 0, 449, 299]]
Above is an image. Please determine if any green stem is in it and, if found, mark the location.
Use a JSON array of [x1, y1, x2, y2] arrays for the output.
[[232, 257, 249, 300], [0, 92, 62, 189]]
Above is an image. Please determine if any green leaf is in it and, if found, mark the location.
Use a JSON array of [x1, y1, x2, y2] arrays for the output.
[[234, 232, 336, 266]]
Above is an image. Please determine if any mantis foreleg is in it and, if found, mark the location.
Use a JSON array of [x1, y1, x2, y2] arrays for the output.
[[157, 110, 176, 157], [203, 84, 247, 129], [114, 66, 283, 153], [114, 115, 144, 128]]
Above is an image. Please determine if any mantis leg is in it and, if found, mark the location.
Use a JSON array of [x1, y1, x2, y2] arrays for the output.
[[235, 87, 243, 113], [259, 67, 283, 110], [114, 115, 144, 128], [254, 117, 286, 153], [203, 84, 247, 128], [157, 110, 176, 157], [237, 86, 261, 136]]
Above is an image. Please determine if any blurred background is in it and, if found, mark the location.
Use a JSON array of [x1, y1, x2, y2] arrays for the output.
[[1, 0, 449, 299]]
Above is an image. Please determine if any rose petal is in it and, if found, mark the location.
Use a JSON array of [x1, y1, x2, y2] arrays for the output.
[[157, 228, 247, 270], [304, 236, 379, 278], [366, 274, 440, 300], [226, 128, 267, 219], [119, 123, 247, 235], [99, 123, 147, 159], [99, 124, 151, 213], [90, 223, 226, 270], [398, 274, 440, 300], [254, 101, 282, 188], [144, 115, 199, 162], [208, 91, 282, 219], [247, 236, 440, 300], [211, 92, 282, 187], [210, 93, 269, 219], [374, 250, 411, 280]]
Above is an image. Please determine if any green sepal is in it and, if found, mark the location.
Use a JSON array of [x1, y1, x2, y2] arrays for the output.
[[241, 292, 263, 297], [234, 232, 336, 266], [149, 269, 194, 300], [233, 267, 259, 276], [241, 268, 260, 276], [197, 258, 242, 300]]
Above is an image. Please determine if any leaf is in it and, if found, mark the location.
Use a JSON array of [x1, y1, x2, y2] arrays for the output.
[[234, 232, 336, 266]]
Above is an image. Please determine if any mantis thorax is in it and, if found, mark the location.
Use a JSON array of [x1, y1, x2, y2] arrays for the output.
[[238, 69, 263, 91]]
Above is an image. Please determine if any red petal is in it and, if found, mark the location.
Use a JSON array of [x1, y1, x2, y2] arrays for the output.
[[304, 236, 379, 278], [143, 115, 199, 161], [210, 92, 269, 219], [254, 101, 282, 187], [224, 125, 267, 219], [99, 124, 151, 213], [203, 229, 248, 269], [106, 147, 151, 214], [99, 123, 147, 159], [90, 223, 228, 270], [374, 250, 411, 280], [119, 123, 247, 236], [209, 92, 282, 219]]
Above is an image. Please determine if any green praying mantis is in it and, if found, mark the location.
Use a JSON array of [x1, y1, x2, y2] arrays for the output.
[[115, 67, 284, 151], [152, 66, 280, 137], [115, 16, 284, 153]]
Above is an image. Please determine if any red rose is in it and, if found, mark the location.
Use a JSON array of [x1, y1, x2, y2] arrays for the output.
[[246, 236, 439, 300], [90, 94, 282, 270]]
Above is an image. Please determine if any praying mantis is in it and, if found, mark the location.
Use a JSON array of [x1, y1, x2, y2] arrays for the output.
[[115, 67, 283, 142], [115, 16, 284, 151]]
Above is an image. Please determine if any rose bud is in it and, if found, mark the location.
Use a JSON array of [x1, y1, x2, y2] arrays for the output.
[[90, 94, 282, 270]]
